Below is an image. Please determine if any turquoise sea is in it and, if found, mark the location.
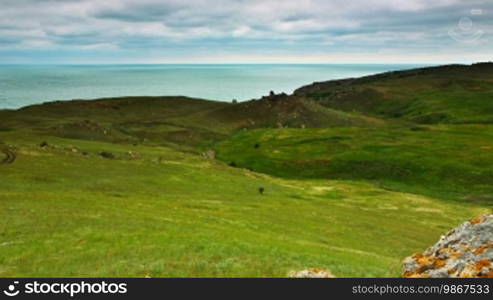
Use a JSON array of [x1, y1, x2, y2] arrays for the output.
[[0, 64, 427, 109]]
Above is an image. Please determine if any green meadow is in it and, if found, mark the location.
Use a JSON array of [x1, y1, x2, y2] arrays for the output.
[[1, 63, 492, 277]]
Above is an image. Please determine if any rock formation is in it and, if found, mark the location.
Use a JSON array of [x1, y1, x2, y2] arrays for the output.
[[403, 214, 493, 278]]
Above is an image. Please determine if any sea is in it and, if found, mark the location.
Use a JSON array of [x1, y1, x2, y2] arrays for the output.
[[0, 64, 428, 109]]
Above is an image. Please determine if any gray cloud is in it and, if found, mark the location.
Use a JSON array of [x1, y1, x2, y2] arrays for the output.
[[0, 0, 491, 63]]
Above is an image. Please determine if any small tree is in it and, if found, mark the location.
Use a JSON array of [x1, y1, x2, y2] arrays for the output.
[[232, 99, 238, 104]]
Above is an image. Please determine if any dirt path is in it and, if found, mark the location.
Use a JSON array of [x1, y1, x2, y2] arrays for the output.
[[0, 148, 16, 164]]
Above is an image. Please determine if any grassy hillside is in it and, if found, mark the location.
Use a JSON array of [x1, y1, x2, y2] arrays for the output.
[[0, 97, 231, 148], [204, 93, 384, 129], [214, 125, 493, 202], [294, 63, 493, 124], [0, 131, 488, 277], [0, 95, 382, 150], [1, 63, 492, 277]]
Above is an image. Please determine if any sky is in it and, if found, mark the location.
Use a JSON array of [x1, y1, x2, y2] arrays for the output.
[[0, 0, 491, 64]]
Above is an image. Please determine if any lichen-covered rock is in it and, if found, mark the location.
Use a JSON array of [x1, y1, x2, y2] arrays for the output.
[[403, 214, 493, 278], [288, 268, 335, 278]]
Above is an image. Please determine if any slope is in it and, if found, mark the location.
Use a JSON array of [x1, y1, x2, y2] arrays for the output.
[[294, 62, 493, 124]]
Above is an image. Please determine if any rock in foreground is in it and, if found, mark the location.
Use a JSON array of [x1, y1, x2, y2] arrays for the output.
[[288, 268, 335, 278], [403, 214, 493, 278]]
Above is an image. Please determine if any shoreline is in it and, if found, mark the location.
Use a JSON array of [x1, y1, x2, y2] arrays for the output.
[[0, 63, 432, 110]]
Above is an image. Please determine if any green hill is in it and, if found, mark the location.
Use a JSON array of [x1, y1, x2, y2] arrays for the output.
[[214, 125, 493, 202], [0, 93, 384, 149], [294, 62, 493, 124], [213, 63, 493, 202], [204, 94, 384, 129]]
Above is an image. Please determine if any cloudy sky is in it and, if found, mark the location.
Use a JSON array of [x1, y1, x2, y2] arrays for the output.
[[0, 0, 491, 64]]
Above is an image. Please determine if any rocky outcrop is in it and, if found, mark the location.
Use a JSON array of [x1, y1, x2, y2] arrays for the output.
[[403, 214, 493, 278], [288, 268, 336, 278]]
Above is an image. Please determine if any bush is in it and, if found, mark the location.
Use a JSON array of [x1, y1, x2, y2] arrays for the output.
[[100, 151, 115, 159]]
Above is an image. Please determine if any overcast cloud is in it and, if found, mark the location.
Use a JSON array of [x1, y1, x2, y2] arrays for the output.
[[0, 0, 491, 63]]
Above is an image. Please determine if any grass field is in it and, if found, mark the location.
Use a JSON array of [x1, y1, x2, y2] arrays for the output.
[[1, 63, 492, 277], [0, 131, 488, 277]]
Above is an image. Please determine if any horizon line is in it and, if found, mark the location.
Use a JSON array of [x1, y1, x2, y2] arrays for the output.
[[0, 61, 476, 66]]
